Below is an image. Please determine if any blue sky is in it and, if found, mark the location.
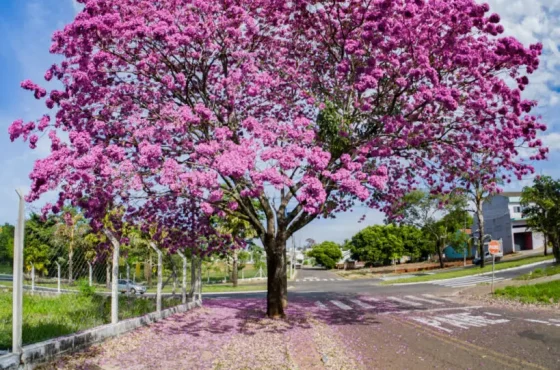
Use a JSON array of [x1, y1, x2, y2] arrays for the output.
[[0, 0, 559, 245]]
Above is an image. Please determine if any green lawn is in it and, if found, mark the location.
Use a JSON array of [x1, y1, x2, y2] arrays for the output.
[[494, 280, 560, 304], [382, 256, 555, 284], [0, 264, 12, 275], [514, 264, 560, 281], [0, 292, 181, 350]]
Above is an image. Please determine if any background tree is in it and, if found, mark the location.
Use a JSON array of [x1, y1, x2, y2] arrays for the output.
[[394, 191, 469, 268], [51, 208, 90, 283], [308, 242, 342, 269], [350, 225, 429, 266], [10, 0, 546, 317], [521, 176, 560, 262], [24, 214, 56, 276], [0, 224, 15, 267]]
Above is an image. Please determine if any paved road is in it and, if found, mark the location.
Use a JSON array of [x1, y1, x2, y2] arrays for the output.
[[205, 264, 559, 369]]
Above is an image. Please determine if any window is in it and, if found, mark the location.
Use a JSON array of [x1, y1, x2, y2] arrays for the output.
[[513, 206, 522, 213]]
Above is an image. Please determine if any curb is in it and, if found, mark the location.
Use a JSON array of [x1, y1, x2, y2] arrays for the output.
[[387, 260, 554, 286], [203, 290, 267, 295]]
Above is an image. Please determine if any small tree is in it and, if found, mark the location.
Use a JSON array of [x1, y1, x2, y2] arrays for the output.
[[308, 242, 342, 270], [521, 176, 560, 263]]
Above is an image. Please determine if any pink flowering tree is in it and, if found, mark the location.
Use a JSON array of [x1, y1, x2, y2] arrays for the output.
[[9, 0, 546, 317]]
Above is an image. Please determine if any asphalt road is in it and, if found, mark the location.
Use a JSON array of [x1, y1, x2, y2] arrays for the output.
[[205, 264, 559, 369]]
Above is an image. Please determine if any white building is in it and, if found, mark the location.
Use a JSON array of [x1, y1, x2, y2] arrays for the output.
[[472, 192, 544, 255]]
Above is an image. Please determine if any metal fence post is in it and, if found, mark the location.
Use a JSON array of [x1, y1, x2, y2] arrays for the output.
[[12, 189, 25, 354], [55, 262, 61, 294], [149, 242, 163, 312], [104, 229, 120, 325], [176, 250, 187, 305], [87, 261, 93, 287]]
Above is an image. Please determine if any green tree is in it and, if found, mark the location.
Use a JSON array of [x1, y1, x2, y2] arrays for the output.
[[350, 225, 429, 266], [521, 176, 560, 263], [394, 191, 469, 268], [24, 214, 57, 276], [308, 241, 342, 269], [0, 224, 15, 265]]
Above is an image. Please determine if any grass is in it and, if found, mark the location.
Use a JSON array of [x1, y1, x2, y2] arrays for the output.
[[201, 284, 266, 293], [382, 255, 554, 284], [494, 280, 560, 304], [514, 264, 560, 281], [0, 264, 12, 275], [0, 291, 181, 350]]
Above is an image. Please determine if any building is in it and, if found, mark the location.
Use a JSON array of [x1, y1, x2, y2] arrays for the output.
[[443, 229, 477, 259], [472, 192, 544, 255]]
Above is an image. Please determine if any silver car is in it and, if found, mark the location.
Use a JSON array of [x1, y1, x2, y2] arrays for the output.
[[117, 279, 146, 295]]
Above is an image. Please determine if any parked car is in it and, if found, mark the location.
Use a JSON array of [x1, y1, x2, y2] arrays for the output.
[[117, 279, 146, 295], [473, 252, 502, 265], [295, 263, 302, 269]]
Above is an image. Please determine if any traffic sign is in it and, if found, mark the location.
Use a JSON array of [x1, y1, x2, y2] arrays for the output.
[[488, 240, 500, 255]]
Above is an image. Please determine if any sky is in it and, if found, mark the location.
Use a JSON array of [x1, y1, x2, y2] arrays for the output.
[[0, 0, 559, 245]]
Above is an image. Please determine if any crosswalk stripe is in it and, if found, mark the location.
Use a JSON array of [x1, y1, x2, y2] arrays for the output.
[[330, 300, 352, 310], [323, 279, 328, 281], [387, 296, 423, 307], [296, 279, 300, 282], [350, 299, 374, 309], [404, 295, 444, 305], [316, 301, 328, 310], [422, 294, 454, 302], [360, 296, 380, 302]]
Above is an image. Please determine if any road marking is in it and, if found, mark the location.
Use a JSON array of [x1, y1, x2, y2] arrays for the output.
[[524, 319, 560, 327], [387, 306, 484, 315], [330, 300, 352, 310], [484, 312, 502, 317], [422, 294, 454, 302], [549, 319, 560, 323], [411, 312, 509, 333], [387, 296, 423, 307], [315, 301, 328, 310], [431, 276, 505, 287], [360, 296, 380, 302], [323, 279, 328, 281], [296, 279, 300, 282], [405, 295, 444, 305], [412, 317, 454, 333], [350, 299, 374, 309]]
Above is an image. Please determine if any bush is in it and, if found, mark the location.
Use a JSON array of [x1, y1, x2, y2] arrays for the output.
[[77, 279, 96, 297], [308, 242, 342, 269]]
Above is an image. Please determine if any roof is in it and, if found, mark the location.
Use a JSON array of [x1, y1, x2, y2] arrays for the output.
[[501, 191, 522, 197], [460, 229, 472, 235]]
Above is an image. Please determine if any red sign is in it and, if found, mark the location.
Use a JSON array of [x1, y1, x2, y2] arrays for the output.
[[488, 240, 501, 255]]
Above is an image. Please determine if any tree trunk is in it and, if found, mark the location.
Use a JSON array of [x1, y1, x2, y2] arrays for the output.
[[190, 256, 202, 302], [232, 250, 239, 288], [436, 239, 444, 269], [264, 235, 288, 318], [476, 198, 486, 268], [550, 235, 560, 264], [544, 234, 548, 256]]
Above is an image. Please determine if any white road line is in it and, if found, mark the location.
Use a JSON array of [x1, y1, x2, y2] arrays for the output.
[[484, 312, 502, 317], [330, 279, 335, 281], [330, 300, 353, 310], [549, 319, 560, 323], [316, 301, 328, 310], [386, 306, 484, 315], [350, 299, 374, 309], [435, 278, 505, 287], [525, 319, 560, 327], [296, 279, 300, 282], [405, 295, 444, 305], [360, 296, 380, 302], [387, 296, 423, 307], [323, 279, 328, 281], [422, 294, 454, 302]]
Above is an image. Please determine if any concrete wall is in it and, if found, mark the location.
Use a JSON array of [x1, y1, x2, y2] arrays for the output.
[[473, 195, 514, 254], [0, 300, 201, 370]]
